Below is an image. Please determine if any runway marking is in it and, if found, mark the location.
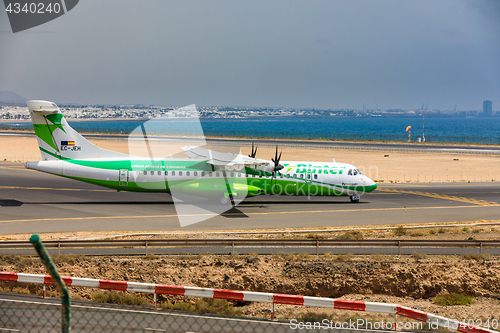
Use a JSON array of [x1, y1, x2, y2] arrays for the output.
[[377, 188, 499, 206], [0, 186, 113, 192], [0, 205, 493, 223]]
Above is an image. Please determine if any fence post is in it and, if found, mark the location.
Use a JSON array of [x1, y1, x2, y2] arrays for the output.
[[30, 234, 71, 333]]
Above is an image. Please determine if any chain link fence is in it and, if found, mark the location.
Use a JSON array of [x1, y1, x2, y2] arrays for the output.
[[0, 297, 300, 333]]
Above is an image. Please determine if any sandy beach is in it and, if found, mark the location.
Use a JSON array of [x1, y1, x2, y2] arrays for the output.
[[1, 135, 499, 183]]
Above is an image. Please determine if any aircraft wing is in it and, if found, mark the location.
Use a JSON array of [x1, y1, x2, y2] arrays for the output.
[[182, 146, 270, 167]]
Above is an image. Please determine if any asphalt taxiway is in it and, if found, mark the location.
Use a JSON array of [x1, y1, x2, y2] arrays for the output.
[[0, 162, 499, 234]]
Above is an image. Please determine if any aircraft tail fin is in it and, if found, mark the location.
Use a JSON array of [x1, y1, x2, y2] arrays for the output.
[[27, 100, 128, 160]]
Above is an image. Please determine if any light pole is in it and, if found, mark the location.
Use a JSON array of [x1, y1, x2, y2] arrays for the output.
[[422, 110, 425, 142]]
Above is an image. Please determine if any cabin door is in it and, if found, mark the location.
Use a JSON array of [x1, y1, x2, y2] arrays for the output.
[[119, 169, 129, 186]]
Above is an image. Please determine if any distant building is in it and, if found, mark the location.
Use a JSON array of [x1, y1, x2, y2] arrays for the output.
[[483, 100, 492, 116]]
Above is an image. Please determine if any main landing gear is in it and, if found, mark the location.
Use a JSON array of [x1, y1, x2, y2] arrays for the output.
[[350, 195, 360, 203]]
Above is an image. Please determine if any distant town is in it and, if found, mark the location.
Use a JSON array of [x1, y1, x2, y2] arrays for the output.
[[0, 91, 497, 120]]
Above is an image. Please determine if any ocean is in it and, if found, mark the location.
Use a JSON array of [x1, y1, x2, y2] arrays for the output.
[[2, 116, 500, 144]]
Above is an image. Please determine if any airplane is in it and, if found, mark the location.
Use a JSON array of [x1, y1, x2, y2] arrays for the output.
[[24, 100, 377, 206]]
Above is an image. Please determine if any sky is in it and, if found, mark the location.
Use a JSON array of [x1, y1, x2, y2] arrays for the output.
[[0, 0, 499, 110]]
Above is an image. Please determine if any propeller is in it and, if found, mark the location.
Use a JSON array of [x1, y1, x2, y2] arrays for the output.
[[270, 145, 284, 192], [248, 141, 258, 159]]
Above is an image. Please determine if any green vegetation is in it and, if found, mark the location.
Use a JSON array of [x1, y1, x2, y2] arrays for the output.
[[52, 254, 84, 265], [393, 226, 406, 236], [429, 230, 436, 235], [0, 285, 31, 295], [335, 230, 363, 240], [0, 255, 35, 270], [159, 298, 242, 317], [433, 293, 473, 306], [437, 228, 447, 234], [462, 227, 469, 232], [91, 290, 150, 306], [410, 232, 424, 237]]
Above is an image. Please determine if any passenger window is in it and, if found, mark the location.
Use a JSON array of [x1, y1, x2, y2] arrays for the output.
[[216, 172, 219, 177], [157, 171, 161, 176], [186, 171, 190, 176], [172, 171, 175, 176], [314, 174, 318, 180], [165, 171, 168, 176], [300, 174, 304, 179], [201, 172, 205, 176], [209, 172, 212, 177], [179, 171, 183, 176], [230, 172, 234, 177], [237, 173, 241, 177], [143, 171, 147, 175], [307, 174, 310, 179], [280, 174, 283, 178], [194, 171, 197, 176], [150, 171, 154, 176], [293, 174, 297, 179]]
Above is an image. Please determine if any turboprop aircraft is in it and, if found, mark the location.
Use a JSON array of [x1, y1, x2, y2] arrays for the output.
[[24, 100, 377, 205]]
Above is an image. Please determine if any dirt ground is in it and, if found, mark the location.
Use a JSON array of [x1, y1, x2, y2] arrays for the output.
[[1, 135, 499, 183]]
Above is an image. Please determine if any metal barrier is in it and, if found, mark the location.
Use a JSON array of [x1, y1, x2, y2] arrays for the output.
[[0, 239, 498, 256]]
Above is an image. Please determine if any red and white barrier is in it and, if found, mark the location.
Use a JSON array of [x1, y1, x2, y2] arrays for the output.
[[0, 271, 497, 333]]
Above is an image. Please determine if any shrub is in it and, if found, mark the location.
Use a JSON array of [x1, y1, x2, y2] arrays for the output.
[[437, 228, 447, 234], [433, 293, 473, 306], [298, 311, 332, 322], [160, 298, 242, 316], [393, 226, 406, 236], [334, 254, 353, 262], [336, 231, 363, 240], [91, 290, 150, 306], [412, 252, 426, 260], [306, 233, 324, 240]]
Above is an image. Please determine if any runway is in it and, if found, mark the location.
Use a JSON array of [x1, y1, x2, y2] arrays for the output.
[[1, 162, 499, 234]]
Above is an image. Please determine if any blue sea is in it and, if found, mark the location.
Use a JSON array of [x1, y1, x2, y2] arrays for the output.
[[2, 116, 500, 144]]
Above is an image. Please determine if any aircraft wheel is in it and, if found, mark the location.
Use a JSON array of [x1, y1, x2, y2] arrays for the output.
[[350, 195, 360, 203], [220, 196, 229, 205]]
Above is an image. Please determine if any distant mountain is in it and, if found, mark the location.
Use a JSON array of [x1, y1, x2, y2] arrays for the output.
[[0, 91, 27, 103], [0, 91, 28, 106]]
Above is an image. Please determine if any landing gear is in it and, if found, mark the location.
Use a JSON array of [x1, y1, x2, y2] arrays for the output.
[[350, 195, 360, 203], [210, 193, 234, 205]]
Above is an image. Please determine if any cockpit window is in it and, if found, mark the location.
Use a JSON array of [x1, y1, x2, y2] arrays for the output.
[[354, 169, 362, 175], [348, 169, 352, 175]]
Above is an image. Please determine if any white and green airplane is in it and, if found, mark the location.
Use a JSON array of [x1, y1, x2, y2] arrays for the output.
[[25, 100, 377, 208]]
